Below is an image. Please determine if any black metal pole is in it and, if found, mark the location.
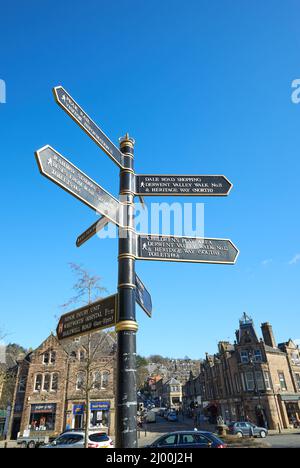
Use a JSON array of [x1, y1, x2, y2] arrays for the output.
[[115, 134, 138, 448]]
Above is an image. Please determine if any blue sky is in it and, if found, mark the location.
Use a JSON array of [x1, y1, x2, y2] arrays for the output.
[[0, 0, 300, 358]]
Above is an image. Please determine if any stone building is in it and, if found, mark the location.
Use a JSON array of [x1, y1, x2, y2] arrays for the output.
[[183, 314, 300, 430], [10, 332, 116, 439], [156, 377, 182, 409]]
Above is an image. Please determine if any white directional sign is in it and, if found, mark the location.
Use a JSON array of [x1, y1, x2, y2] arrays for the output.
[[35, 145, 123, 227], [136, 175, 232, 196], [137, 234, 239, 265], [53, 86, 125, 169]]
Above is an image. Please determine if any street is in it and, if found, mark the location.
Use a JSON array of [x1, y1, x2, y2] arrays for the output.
[[138, 415, 300, 448]]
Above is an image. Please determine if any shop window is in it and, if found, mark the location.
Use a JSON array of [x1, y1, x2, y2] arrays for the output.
[[30, 404, 56, 431], [34, 374, 43, 392], [43, 374, 51, 392], [102, 372, 109, 389], [51, 373, 59, 391], [278, 372, 287, 391]]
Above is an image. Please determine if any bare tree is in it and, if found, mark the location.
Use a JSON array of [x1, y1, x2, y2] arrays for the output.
[[61, 263, 114, 448]]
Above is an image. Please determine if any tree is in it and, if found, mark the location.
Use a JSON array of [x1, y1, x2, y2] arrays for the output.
[[61, 263, 113, 449]]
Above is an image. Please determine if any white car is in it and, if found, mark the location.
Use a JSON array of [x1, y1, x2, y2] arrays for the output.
[[42, 431, 114, 448]]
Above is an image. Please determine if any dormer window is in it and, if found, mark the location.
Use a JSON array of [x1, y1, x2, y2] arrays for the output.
[[254, 350, 262, 362], [240, 351, 249, 364]]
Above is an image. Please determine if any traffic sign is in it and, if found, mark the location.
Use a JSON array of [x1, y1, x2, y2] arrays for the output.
[[135, 175, 232, 196], [56, 294, 117, 340], [135, 274, 152, 318], [35, 145, 123, 227], [137, 234, 239, 265], [53, 86, 125, 169], [76, 216, 109, 247]]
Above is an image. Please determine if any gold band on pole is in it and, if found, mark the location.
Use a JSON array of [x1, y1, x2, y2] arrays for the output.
[[115, 321, 138, 333]]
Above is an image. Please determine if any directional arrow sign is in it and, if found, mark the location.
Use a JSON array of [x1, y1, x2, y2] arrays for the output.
[[135, 175, 232, 196], [137, 234, 239, 265], [35, 145, 123, 227], [53, 86, 124, 169], [76, 216, 110, 248], [135, 274, 152, 318], [56, 294, 117, 340]]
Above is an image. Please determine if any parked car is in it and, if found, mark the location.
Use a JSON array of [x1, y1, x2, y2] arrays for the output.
[[167, 411, 178, 422], [146, 431, 226, 449], [41, 431, 114, 448], [228, 422, 268, 438]]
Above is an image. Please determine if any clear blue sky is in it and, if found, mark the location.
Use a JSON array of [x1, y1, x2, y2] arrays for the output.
[[1, 0, 300, 358]]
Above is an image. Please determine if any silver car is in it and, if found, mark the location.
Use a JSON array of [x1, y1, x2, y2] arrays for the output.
[[228, 422, 268, 438], [42, 431, 114, 448]]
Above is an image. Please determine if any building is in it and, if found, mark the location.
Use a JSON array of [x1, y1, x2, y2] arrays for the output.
[[10, 332, 116, 439], [156, 377, 182, 409], [183, 314, 300, 430]]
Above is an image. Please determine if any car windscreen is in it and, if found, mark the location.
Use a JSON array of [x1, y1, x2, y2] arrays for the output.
[[89, 433, 109, 442], [54, 434, 84, 445]]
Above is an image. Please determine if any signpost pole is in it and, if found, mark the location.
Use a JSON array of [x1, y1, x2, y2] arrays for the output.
[[116, 134, 138, 448]]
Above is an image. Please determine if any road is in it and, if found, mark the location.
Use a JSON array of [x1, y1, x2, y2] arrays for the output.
[[267, 433, 300, 448]]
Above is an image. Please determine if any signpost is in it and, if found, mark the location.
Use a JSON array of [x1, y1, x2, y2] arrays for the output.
[[35, 145, 123, 227], [76, 216, 109, 247], [56, 294, 117, 340], [35, 85, 239, 449], [135, 274, 152, 318], [137, 234, 239, 265], [135, 174, 232, 196], [53, 86, 124, 169]]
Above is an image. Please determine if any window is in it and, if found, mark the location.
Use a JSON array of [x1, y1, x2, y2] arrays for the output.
[[295, 374, 300, 391], [278, 372, 287, 391], [254, 350, 263, 362], [245, 372, 255, 391], [234, 374, 240, 393], [70, 351, 77, 360], [93, 372, 102, 390], [50, 351, 56, 365], [43, 374, 51, 392], [157, 434, 177, 446], [89, 433, 109, 443], [291, 352, 300, 365], [43, 352, 50, 365], [255, 371, 265, 391], [79, 351, 86, 362], [240, 351, 249, 364], [35, 374, 43, 392], [76, 372, 85, 391], [51, 373, 59, 391], [264, 371, 272, 390], [54, 434, 83, 446], [18, 376, 26, 392], [102, 372, 109, 389]]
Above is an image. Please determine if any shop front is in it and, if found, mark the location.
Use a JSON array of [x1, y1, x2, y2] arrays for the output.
[[29, 403, 57, 432], [281, 395, 300, 426], [90, 401, 110, 431]]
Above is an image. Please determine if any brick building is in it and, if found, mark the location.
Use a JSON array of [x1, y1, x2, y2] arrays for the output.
[[10, 332, 116, 439], [183, 314, 300, 430]]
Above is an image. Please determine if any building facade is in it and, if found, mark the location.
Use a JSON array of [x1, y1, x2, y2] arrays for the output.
[[156, 377, 182, 409], [183, 315, 300, 430], [10, 332, 116, 439]]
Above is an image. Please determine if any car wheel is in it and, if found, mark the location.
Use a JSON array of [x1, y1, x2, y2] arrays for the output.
[[28, 441, 36, 449], [236, 431, 243, 438], [260, 431, 266, 438]]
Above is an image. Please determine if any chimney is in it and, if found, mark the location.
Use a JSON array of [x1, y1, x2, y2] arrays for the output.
[[261, 322, 276, 348]]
